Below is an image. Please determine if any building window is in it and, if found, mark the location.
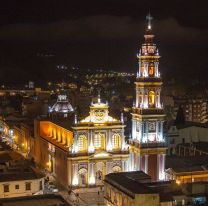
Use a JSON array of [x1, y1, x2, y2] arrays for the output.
[[94, 133, 105, 150], [15, 185, 19, 190], [25, 182, 31, 191], [149, 63, 154, 76], [39, 180, 43, 190], [3, 184, 9, 193], [148, 91, 155, 107], [77, 135, 87, 152], [112, 134, 120, 150]]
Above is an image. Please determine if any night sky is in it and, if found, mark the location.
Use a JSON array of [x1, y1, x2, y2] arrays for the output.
[[0, 0, 207, 85]]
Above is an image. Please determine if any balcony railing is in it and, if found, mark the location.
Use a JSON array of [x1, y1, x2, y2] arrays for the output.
[[132, 107, 164, 115], [136, 77, 162, 82]]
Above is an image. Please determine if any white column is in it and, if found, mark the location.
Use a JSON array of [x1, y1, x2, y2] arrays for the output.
[[88, 130, 91, 150], [158, 88, 161, 108], [88, 162, 95, 185], [156, 121, 159, 141], [144, 62, 148, 77], [138, 61, 141, 77], [88, 130, 94, 153], [154, 62, 159, 77], [132, 119, 136, 140], [136, 88, 139, 107], [73, 133, 78, 153], [162, 154, 166, 180], [155, 88, 158, 108], [159, 121, 164, 142], [139, 122, 142, 142], [72, 163, 78, 186], [132, 153, 135, 171], [141, 122, 143, 142], [121, 129, 125, 151], [145, 91, 148, 108], [137, 154, 141, 170], [158, 154, 166, 180], [108, 130, 112, 151]]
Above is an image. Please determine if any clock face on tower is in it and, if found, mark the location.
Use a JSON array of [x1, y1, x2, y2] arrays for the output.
[[148, 121, 156, 132], [148, 121, 156, 142], [94, 109, 105, 121]]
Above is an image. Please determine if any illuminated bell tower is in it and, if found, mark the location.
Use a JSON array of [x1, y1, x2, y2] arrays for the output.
[[129, 14, 167, 181]]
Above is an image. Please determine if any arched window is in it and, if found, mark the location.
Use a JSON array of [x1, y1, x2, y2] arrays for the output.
[[149, 91, 155, 107], [78, 168, 87, 186], [94, 133, 105, 150], [149, 63, 154, 76], [78, 135, 87, 152], [53, 129, 56, 139], [112, 134, 120, 150]]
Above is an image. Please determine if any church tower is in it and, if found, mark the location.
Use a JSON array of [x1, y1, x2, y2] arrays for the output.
[[129, 14, 167, 181]]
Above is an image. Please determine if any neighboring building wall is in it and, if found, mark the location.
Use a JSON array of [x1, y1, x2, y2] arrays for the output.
[[0, 178, 44, 198], [34, 119, 73, 188], [104, 181, 160, 206], [54, 147, 68, 187], [165, 169, 208, 184], [167, 125, 208, 155], [174, 96, 208, 123]]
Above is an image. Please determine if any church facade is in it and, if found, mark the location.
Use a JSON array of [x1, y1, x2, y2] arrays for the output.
[[35, 94, 129, 188], [70, 95, 129, 187], [129, 14, 167, 181]]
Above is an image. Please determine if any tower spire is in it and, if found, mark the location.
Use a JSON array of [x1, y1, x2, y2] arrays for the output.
[[146, 12, 153, 30]]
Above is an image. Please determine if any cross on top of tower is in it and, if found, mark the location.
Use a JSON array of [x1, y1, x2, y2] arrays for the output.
[[146, 12, 153, 30]]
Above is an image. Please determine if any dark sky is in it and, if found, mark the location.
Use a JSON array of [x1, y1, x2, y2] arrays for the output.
[[0, 0, 207, 84]]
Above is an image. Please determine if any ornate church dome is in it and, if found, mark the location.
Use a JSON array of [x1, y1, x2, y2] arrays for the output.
[[49, 94, 74, 114]]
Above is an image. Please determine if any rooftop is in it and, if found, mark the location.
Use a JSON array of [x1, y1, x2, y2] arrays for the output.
[[105, 171, 153, 198], [0, 194, 71, 206], [166, 156, 208, 173], [0, 151, 44, 182], [175, 121, 208, 129], [105, 171, 180, 201]]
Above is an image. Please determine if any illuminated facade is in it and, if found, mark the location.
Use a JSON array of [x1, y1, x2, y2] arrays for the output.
[[35, 120, 73, 187], [70, 94, 129, 187], [129, 14, 167, 181], [35, 94, 128, 188]]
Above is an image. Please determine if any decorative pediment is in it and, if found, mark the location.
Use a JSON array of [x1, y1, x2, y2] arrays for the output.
[[89, 151, 113, 159]]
